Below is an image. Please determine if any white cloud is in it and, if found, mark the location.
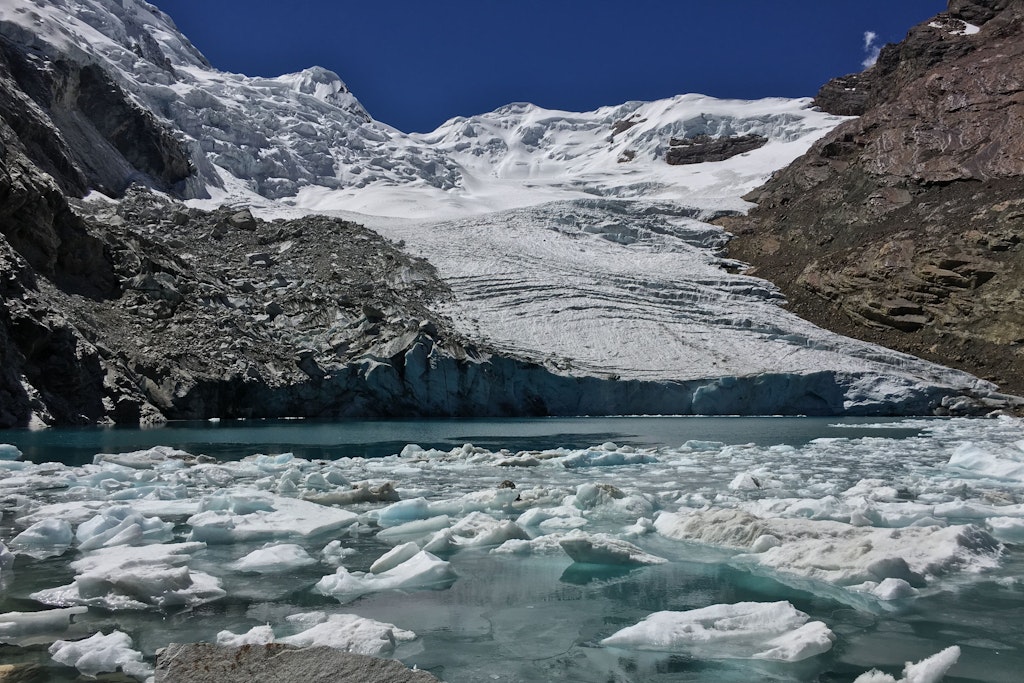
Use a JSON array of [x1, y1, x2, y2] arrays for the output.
[[862, 30, 881, 69]]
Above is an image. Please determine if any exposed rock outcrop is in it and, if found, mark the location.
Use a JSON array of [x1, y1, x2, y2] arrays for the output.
[[153, 643, 440, 683], [727, 0, 1024, 395], [665, 133, 767, 165], [0, 34, 194, 198]]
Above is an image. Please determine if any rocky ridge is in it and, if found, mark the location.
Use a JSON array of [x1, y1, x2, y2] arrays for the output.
[[726, 0, 1024, 396]]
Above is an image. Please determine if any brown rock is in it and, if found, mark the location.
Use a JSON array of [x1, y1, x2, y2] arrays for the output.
[[730, 0, 1024, 396], [153, 643, 440, 683]]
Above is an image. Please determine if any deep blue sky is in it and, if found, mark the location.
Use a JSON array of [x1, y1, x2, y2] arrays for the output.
[[155, 0, 946, 133]]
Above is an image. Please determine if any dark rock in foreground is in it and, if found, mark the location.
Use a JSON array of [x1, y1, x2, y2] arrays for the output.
[[154, 643, 440, 683]]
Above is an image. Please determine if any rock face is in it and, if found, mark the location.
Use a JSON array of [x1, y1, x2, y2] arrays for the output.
[[0, 35, 193, 198], [726, 0, 1024, 396], [665, 133, 767, 165], [153, 643, 440, 683]]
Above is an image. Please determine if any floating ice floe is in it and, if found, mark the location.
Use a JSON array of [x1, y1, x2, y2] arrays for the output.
[[216, 612, 416, 656], [303, 480, 399, 506], [10, 519, 73, 559], [655, 508, 1001, 589], [421, 511, 529, 553], [601, 601, 834, 662], [853, 645, 960, 683], [0, 444, 22, 460], [76, 505, 174, 551], [561, 444, 657, 468], [0, 606, 87, 645], [369, 542, 420, 573], [94, 445, 208, 469], [315, 549, 456, 604], [230, 543, 317, 572], [375, 515, 453, 544], [946, 442, 1024, 481], [31, 542, 224, 611], [558, 530, 666, 566], [321, 539, 358, 566], [187, 490, 358, 543], [49, 630, 152, 681]]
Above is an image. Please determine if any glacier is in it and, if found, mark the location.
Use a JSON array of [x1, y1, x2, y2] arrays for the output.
[[0, 0, 1010, 417]]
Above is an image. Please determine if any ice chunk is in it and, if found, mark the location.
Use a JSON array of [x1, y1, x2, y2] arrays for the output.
[[188, 490, 358, 543], [304, 480, 400, 506], [0, 542, 13, 573], [0, 444, 22, 460], [370, 542, 421, 574], [10, 519, 73, 559], [853, 645, 960, 683], [93, 445, 200, 469], [376, 515, 452, 543], [216, 624, 275, 646], [375, 497, 437, 526], [31, 542, 224, 611], [562, 448, 656, 468], [321, 540, 357, 566], [987, 516, 1024, 543], [749, 519, 1001, 587], [315, 550, 455, 603], [216, 611, 415, 656], [849, 578, 919, 600], [48, 630, 152, 680], [947, 443, 1024, 481], [601, 601, 834, 662], [426, 488, 519, 516], [76, 505, 174, 551], [278, 613, 416, 655], [230, 543, 317, 572], [558, 531, 666, 566], [0, 606, 87, 644], [655, 508, 770, 548], [491, 534, 569, 556], [657, 509, 1002, 588], [421, 511, 529, 553]]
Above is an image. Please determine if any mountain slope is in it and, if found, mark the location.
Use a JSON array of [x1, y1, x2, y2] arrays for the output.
[[0, 0, 1011, 425], [726, 0, 1024, 396]]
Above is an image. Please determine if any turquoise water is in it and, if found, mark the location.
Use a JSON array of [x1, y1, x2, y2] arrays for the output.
[[1, 416, 1021, 682], [5, 415, 925, 465]]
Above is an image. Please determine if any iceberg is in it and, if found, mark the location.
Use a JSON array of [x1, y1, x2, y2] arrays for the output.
[[558, 531, 666, 566], [216, 612, 416, 656], [10, 519, 73, 559], [49, 630, 152, 680], [31, 542, 225, 611], [187, 491, 358, 543], [853, 645, 960, 683], [315, 550, 456, 603], [230, 543, 317, 573], [601, 601, 834, 662], [655, 509, 1002, 589]]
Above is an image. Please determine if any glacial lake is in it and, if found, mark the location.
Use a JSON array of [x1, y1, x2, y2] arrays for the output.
[[1, 415, 1022, 682]]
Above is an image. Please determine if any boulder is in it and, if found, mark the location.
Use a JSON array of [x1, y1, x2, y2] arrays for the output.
[[153, 643, 440, 683]]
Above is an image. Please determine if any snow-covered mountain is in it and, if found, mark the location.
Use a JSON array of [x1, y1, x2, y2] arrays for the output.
[[0, 0, 1011, 420], [0, 0, 840, 213]]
